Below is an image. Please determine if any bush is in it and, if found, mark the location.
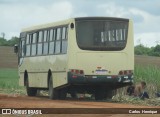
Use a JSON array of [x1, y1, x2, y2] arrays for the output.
[[135, 44, 160, 57], [0, 37, 19, 46]]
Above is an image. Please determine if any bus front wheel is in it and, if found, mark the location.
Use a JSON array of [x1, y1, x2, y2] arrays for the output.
[[25, 78, 37, 96]]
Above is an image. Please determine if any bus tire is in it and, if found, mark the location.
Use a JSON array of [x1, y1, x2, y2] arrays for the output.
[[106, 90, 116, 99], [58, 88, 67, 100], [25, 78, 37, 96], [70, 92, 77, 99], [48, 76, 58, 99], [95, 88, 107, 100]]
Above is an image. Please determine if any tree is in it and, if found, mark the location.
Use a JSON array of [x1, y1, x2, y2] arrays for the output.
[[154, 45, 160, 52], [135, 44, 160, 57], [0, 36, 19, 46], [0, 37, 7, 46], [134, 44, 150, 55], [149, 45, 160, 57], [7, 36, 19, 46]]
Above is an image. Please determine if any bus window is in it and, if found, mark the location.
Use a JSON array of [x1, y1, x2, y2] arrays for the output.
[[56, 28, 61, 40], [66, 27, 68, 39], [76, 20, 128, 51], [37, 31, 43, 55], [32, 33, 37, 43], [26, 34, 31, 56], [110, 30, 115, 41], [123, 29, 127, 40], [49, 29, 53, 41], [26, 45, 31, 56], [62, 27, 66, 40], [43, 30, 49, 55], [62, 27, 68, 54], [26, 34, 30, 44], [44, 30, 48, 42], [49, 29, 55, 54], [55, 28, 61, 54], [38, 31, 43, 42], [43, 42, 49, 55], [31, 33, 37, 56], [20, 38, 25, 57], [49, 42, 55, 54], [55, 41, 60, 54]]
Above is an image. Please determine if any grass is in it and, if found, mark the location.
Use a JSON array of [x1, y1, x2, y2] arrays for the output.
[[0, 69, 19, 89], [134, 65, 160, 97], [113, 64, 160, 106], [0, 68, 25, 94]]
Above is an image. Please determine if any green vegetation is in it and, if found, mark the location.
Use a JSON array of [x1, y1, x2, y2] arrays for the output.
[[0, 69, 19, 89], [135, 44, 160, 57], [134, 65, 160, 97], [0, 69, 25, 94], [113, 65, 160, 106], [135, 65, 160, 85], [113, 94, 160, 106], [0, 36, 19, 46]]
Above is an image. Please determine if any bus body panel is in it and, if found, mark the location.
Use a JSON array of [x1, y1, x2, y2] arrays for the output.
[[19, 19, 74, 88], [67, 19, 134, 75], [75, 52, 131, 75], [19, 54, 68, 88], [28, 72, 48, 87]]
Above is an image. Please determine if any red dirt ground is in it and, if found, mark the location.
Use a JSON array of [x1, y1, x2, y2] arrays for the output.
[[0, 94, 159, 117]]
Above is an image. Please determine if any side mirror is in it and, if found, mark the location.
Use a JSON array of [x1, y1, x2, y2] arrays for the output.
[[14, 44, 18, 53]]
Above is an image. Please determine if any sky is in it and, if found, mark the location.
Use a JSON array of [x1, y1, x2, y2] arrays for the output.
[[0, 0, 160, 47]]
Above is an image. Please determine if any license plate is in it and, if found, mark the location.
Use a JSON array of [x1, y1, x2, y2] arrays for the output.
[[95, 70, 107, 74]]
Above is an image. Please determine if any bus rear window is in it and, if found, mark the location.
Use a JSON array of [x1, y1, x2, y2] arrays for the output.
[[76, 20, 128, 51]]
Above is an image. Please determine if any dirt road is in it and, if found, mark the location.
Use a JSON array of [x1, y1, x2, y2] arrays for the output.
[[0, 94, 160, 117], [0, 94, 154, 108]]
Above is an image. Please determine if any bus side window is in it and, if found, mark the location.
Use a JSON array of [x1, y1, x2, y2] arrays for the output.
[[37, 31, 43, 55], [61, 27, 68, 54], [43, 30, 49, 55], [49, 29, 55, 54], [31, 33, 37, 56], [20, 38, 25, 57], [26, 34, 31, 56], [55, 28, 61, 54]]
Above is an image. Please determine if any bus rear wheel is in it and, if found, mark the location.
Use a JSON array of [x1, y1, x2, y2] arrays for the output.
[[25, 78, 37, 96], [70, 92, 77, 99], [58, 88, 67, 100], [106, 90, 116, 99], [95, 88, 107, 100], [48, 76, 58, 99]]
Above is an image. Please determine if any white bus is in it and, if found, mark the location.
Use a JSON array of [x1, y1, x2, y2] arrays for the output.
[[16, 17, 134, 100]]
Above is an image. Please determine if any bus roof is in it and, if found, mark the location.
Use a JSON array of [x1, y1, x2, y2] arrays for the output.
[[21, 18, 73, 32], [75, 17, 129, 21], [21, 17, 129, 32]]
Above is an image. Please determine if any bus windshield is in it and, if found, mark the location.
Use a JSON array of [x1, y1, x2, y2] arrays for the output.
[[76, 20, 129, 51]]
